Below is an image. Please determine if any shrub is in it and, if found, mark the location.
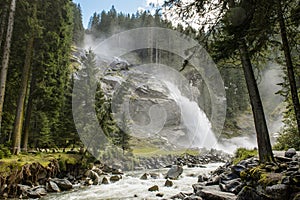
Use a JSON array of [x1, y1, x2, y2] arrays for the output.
[[233, 147, 257, 164], [0, 144, 11, 159]]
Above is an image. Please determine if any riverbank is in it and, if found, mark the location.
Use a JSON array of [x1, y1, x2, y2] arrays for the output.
[[176, 148, 300, 200], [2, 149, 298, 199], [0, 149, 230, 199]]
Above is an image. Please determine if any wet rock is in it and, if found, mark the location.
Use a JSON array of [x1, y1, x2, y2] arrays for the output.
[[205, 175, 220, 186], [112, 168, 123, 175], [85, 170, 98, 179], [85, 178, 93, 185], [27, 187, 47, 198], [102, 177, 109, 184], [231, 165, 246, 176], [17, 184, 31, 193], [237, 186, 271, 200], [27, 190, 42, 199], [285, 148, 297, 158], [150, 172, 162, 179], [140, 173, 151, 180], [165, 179, 173, 187], [194, 185, 237, 200], [110, 175, 122, 183], [93, 176, 100, 185], [220, 178, 244, 194], [184, 195, 203, 200], [166, 165, 183, 179], [156, 192, 164, 197], [171, 192, 188, 199], [92, 168, 103, 176], [265, 184, 289, 200], [52, 178, 73, 191], [148, 185, 159, 192], [33, 187, 47, 196], [198, 175, 208, 182], [46, 181, 60, 192]]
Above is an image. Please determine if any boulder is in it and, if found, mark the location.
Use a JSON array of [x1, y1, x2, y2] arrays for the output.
[[237, 186, 271, 200], [27, 187, 47, 198], [52, 178, 73, 191], [231, 165, 246, 176], [85, 179, 93, 185], [265, 184, 289, 200], [140, 173, 151, 180], [198, 175, 208, 182], [156, 193, 164, 197], [33, 187, 47, 196], [17, 184, 31, 194], [84, 170, 97, 179], [285, 148, 297, 158], [92, 168, 103, 176], [166, 165, 183, 179], [165, 179, 173, 187], [205, 175, 220, 186], [46, 181, 60, 192], [110, 175, 122, 183], [193, 184, 237, 200], [171, 192, 187, 199], [220, 178, 244, 194], [148, 185, 159, 192], [27, 190, 42, 199], [102, 177, 109, 184], [112, 168, 123, 175]]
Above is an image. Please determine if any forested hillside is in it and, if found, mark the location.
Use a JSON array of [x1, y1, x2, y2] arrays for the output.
[[0, 0, 84, 155], [0, 0, 299, 158]]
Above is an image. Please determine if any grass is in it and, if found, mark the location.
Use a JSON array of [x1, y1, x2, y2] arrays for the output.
[[0, 152, 82, 176], [132, 147, 200, 157], [129, 136, 200, 157]]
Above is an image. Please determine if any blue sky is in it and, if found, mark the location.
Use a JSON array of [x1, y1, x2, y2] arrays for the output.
[[72, 0, 164, 28]]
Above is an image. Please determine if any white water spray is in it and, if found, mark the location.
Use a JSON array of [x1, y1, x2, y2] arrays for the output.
[[164, 81, 218, 149]]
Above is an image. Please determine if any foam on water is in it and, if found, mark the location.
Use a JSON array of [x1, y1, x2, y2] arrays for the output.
[[42, 163, 223, 200], [164, 81, 218, 149]]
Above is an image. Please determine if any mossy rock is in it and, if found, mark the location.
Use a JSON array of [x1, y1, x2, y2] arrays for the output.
[[258, 173, 283, 188]]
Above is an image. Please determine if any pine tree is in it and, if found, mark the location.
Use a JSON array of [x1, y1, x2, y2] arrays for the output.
[[0, 0, 17, 138]]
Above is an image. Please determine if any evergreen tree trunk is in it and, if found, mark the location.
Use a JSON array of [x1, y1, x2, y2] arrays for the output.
[[239, 39, 274, 163], [0, 2, 8, 49], [12, 37, 33, 155], [277, 0, 300, 136], [22, 71, 36, 152], [0, 0, 16, 137]]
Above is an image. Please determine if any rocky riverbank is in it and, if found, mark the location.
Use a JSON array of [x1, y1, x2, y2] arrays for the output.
[[0, 149, 230, 199], [170, 148, 300, 200]]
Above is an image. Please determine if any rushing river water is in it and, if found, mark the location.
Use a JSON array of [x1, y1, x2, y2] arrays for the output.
[[42, 163, 223, 200]]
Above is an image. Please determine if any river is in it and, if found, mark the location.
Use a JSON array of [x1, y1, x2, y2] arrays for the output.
[[42, 163, 223, 200]]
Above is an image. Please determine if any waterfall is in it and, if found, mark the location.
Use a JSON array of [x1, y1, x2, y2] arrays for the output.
[[164, 81, 218, 149]]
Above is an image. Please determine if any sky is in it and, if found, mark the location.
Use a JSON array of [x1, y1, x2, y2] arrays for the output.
[[72, 0, 165, 28]]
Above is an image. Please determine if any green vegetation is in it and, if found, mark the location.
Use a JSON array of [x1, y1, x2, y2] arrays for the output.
[[0, 152, 82, 175], [0, 0, 299, 166], [233, 148, 258, 165]]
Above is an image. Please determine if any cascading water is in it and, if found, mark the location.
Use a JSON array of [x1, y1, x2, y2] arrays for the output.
[[164, 81, 218, 149]]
